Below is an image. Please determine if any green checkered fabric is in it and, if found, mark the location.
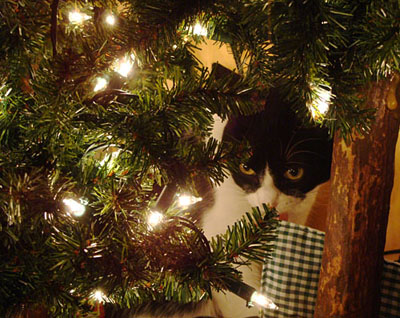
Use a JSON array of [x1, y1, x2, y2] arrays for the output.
[[261, 221, 400, 318], [381, 260, 400, 317]]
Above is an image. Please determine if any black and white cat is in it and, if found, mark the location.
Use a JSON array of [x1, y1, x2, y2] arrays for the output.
[[107, 84, 333, 318], [199, 87, 332, 317]]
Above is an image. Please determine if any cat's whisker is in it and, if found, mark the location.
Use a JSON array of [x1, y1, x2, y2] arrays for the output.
[[286, 149, 330, 161], [284, 133, 296, 157], [286, 160, 308, 166], [285, 137, 325, 159]]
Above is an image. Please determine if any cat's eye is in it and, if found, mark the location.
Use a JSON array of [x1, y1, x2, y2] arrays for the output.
[[284, 167, 304, 181], [239, 163, 256, 176]]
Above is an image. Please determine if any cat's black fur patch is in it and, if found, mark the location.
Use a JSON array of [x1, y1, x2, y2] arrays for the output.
[[223, 87, 333, 198]]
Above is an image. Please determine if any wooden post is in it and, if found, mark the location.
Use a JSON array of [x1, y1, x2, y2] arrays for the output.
[[314, 76, 400, 318]]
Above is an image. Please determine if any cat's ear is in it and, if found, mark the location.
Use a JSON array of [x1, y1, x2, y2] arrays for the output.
[[210, 64, 266, 143], [211, 63, 267, 113], [210, 64, 249, 139], [210, 64, 295, 121], [211, 63, 242, 86]]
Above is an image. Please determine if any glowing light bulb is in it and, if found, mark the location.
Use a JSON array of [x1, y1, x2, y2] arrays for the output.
[[69, 10, 90, 24], [147, 211, 164, 229], [177, 194, 202, 208], [309, 83, 332, 119], [63, 198, 85, 217], [105, 14, 116, 25], [91, 289, 108, 303], [192, 23, 208, 36], [250, 291, 278, 310], [114, 56, 135, 77], [226, 279, 278, 311], [314, 89, 331, 116], [93, 77, 108, 92]]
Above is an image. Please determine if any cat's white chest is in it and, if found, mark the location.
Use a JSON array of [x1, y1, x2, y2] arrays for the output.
[[202, 176, 253, 238], [201, 176, 263, 318]]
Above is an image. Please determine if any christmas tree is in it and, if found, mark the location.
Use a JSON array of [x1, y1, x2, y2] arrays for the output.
[[1, 0, 399, 317]]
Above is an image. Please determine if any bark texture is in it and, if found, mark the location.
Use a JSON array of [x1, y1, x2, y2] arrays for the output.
[[314, 77, 400, 318]]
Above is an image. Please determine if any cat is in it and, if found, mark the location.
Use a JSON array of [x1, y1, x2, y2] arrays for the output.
[[198, 87, 333, 318], [106, 79, 333, 318], [208, 88, 333, 228]]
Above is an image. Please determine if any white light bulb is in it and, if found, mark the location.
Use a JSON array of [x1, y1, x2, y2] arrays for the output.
[[93, 77, 108, 92], [93, 290, 103, 301], [309, 84, 332, 119], [69, 10, 90, 24], [147, 211, 164, 229], [91, 289, 109, 303], [63, 198, 86, 217], [250, 291, 278, 310], [314, 89, 331, 115], [192, 23, 208, 36], [114, 56, 134, 77], [105, 14, 116, 25], [177, 194, 202, 208]]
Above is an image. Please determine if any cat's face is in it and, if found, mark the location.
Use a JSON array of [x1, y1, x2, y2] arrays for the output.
[[222, 89, 333, 221]]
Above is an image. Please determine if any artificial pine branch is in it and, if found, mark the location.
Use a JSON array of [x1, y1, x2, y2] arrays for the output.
[[210, 204, 278, 267]]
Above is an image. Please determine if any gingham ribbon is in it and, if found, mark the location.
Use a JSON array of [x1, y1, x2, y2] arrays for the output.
[[261, 221, 400, 318]]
